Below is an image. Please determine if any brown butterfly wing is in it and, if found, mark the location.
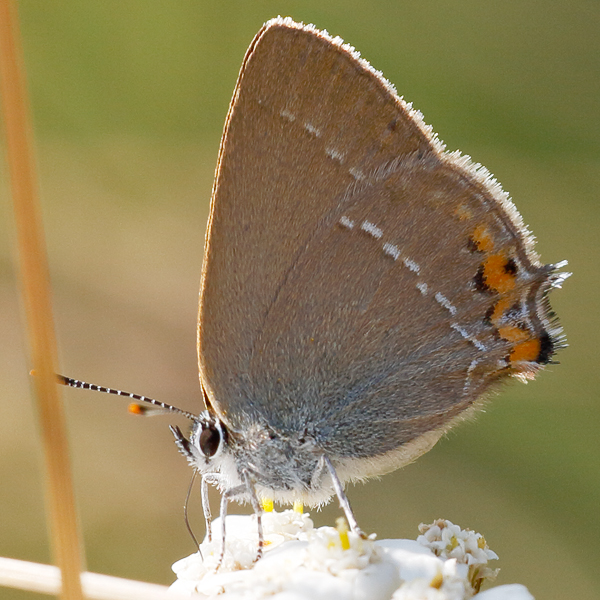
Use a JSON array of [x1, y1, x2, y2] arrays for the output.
[[198, 18, 563, 461]]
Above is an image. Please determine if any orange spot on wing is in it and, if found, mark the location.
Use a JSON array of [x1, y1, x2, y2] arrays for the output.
[[483, 253, 516, 294], [510, 338, 542, 363], [489, 297, 512, 326], [471, 225, 494, 252], [498, 325, 530, 343]]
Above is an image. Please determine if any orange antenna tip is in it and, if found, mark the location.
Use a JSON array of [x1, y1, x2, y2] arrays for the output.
[[128, 403, 147, 415]]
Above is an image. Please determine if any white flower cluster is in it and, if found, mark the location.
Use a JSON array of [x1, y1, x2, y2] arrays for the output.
[[170, 511, 533, 600], [417, 519, 500, 592]]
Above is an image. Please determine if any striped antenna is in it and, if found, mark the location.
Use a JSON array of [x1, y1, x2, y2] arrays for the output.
[[56, 374, 199, 422]]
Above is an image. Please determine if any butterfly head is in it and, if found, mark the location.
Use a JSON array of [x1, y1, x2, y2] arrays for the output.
[[170, 411, 229, 472]]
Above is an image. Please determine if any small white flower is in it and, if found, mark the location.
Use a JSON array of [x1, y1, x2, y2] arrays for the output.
[[262, 506, 314, 540], [392, 558, 470, 600], [302, 524, 376, 574], [418, 519, 499, 592]]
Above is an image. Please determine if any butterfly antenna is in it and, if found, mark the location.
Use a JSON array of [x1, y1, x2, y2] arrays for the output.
[[54, 373, 198, 421]]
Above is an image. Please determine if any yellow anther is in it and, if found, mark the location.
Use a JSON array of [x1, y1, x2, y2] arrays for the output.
[[336, 517, 350, 550], [430, 572, 444, 589], [261, 497, 274, 512], [293, 500, 304, 513]]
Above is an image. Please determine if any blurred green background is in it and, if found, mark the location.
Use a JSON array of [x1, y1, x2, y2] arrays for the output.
[[0, 2, 598, 599]]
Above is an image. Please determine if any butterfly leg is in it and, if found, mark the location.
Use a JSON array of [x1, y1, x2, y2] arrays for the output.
[[322, 454, 366, 538], [200, 474, 214, 542], [216, 475, 264, 569], [216, 484, 244, 569], [241, 469, 264, 563]]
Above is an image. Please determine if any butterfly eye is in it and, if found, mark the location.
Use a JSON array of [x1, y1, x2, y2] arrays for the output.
[[199, 422, 222, 458]]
